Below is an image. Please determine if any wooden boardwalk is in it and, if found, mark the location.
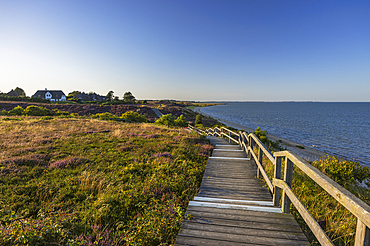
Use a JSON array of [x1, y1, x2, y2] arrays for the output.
[[175, 136, 310, 246]]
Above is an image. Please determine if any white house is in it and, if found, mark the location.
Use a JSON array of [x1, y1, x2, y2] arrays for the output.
[[32, 89, 66, 102]]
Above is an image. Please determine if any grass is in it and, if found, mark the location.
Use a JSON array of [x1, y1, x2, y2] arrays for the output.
[[0, 116, 213, 245]]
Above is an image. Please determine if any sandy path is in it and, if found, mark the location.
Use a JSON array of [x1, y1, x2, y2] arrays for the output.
[[194, 107, 326, 162]]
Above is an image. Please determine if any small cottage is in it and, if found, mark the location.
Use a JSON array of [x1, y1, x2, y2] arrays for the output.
[[33, 89, 66, 102], [5, 90, 20, 97]]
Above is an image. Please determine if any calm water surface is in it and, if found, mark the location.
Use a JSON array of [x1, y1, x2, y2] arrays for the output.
[[201, 102, 370, 166]]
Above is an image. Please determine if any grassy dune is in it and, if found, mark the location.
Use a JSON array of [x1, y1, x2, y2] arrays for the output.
[[0, 117, 213, 245]]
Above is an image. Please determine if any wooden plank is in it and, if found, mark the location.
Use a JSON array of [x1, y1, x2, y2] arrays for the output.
[[355, 218, 370, 246], [188, 201, 281, 213], [185, 206, 300, 225], [180, 222, 307, 241], [193, 196, 274, 206], [177, 228, 310, 246]]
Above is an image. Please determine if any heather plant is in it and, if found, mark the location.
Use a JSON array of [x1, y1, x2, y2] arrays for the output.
[[0, 118, 211, 245]]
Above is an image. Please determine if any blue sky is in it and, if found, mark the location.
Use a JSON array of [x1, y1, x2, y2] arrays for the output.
[[1, 0, 369, 101]]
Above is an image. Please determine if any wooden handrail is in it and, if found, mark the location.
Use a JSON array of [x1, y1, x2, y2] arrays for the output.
[[249, 133, 274, 163], [249, 146, 273, 192], [221, 127, 239, 136], [188, 125, 370, 245], [273, 178, 334, 245], [274, 151, 370, 229]]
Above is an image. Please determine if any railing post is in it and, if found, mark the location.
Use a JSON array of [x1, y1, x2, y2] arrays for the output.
[[273, 156, 282, 206], [355, 218, 370, 246], [257, 147, 262, 178], [229, 131, 231, 143], [248, 136, 253, 159], [282, 158, 293, 213]]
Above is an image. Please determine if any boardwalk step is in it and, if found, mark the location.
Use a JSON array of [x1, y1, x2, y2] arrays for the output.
[[193, 197, 274, 206], [188, 201, 282, 213], [175, 136, 309, 245], [209, 157, 250, 160]]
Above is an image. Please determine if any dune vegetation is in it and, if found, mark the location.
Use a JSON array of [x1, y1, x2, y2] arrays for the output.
[[0, 116, 213, 245]]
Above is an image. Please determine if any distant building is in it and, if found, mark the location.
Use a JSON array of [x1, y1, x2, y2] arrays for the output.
[[33, 89, 66, 102], [5, 89, 19, 97], [74, 92, 106, 102]]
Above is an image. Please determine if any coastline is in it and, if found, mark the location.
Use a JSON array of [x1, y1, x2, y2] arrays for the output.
[[194, 106, 326, 162]]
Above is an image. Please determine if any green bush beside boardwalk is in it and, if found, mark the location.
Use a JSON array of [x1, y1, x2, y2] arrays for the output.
[[0, 117, 212, 245]]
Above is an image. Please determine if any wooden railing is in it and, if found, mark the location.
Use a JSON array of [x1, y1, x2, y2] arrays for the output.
[[188, 125, 370, 246]]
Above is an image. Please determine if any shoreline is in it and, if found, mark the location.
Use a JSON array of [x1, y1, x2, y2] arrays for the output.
[[194, 107, 326, 162]]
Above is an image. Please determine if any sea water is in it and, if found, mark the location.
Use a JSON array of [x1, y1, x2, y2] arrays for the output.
[[200, 102, 370, 166]]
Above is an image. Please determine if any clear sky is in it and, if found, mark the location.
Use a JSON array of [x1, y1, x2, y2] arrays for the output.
[[1, 0, 369, 101]]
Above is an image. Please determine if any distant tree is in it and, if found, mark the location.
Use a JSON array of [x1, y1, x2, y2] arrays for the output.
[[143, 100, 148, 104], [114, 96, 119, 101], [68, 91, 82, 99], [14, 87, 26, 96], [123, 91, 135, 103], [106, 91, 114, 101]]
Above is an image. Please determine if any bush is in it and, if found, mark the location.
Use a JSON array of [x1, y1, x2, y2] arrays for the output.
[[91, 112, 118, 119], [8, 106, 24, 116], [174, 115, 187, 127], [195, 115, 202, 125], [121, 111, 148, 123], [24, 105, 52, 116], [0, 109, 7, 116], [155, 114, 175, 127], [253, 127, 280, 150], [312, 155, 369, 187]]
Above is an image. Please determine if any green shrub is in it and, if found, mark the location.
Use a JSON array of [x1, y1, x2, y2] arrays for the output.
[[312, 155, 369, 187], [174, 114, 187, 127], [195, 115, 202, 125], [8, 106, 24, 116], [91, 112, 118, 120], [253, 127, 280, 150], [155, 114, 175, 127], [121, 111, 148, 122], [0, 109, 7, 116], [24, 105, 52, 116]]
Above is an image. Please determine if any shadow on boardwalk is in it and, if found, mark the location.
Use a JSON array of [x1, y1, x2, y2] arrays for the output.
[[175, 136, 309, 246]]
